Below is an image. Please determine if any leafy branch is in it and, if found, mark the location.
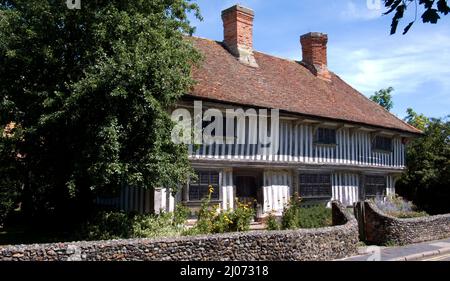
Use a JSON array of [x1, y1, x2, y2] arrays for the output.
[[384, 0, 450, 34]]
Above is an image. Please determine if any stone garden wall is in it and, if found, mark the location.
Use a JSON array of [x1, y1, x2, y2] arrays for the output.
[[358, 201, 450, 245], [0, 201, 358, 261]]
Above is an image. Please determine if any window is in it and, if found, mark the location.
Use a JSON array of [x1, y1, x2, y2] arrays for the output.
[[189, 170, 220, 201], [365, 175, 386, 199], [299, 173, 332, 198], [372, 135, 392, 152], [314, 128, 336, 145]]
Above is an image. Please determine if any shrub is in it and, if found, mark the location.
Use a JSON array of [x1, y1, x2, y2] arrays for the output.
[[391, 211, 428, 218], [193, 185, 254, 234], [181, 226, 203, 236], [81, 208, 189, 240], [266, 213, 280, 231], [373, 194, 428, 218], [297, 205, 332, 228], [228, 200, 254, 232], [211, 211, 233, 233], [0, 138, 21, 227], [173, 203, 190, 226], [82, 211, 134, 240], [281, 193, 302, 229], [132, 212, 182, 239], [281, 194, 332, 229], [0, 188, 16, 228], [195, 186, 218, 234]]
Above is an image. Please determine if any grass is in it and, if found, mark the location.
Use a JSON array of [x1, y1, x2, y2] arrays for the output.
[[383, 240, 399, 247]]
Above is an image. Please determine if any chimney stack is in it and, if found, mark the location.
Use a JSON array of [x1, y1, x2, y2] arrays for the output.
[[300, 32, 331, 81], [222, 5, 258, 67]]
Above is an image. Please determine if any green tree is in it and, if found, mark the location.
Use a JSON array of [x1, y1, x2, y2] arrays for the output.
[[384, 0, 450, 34], [0, 127, 22, 226], [397, 116, 450, 214], [370, 87, 394, 111], [404, 108, 430, 131], [0, 0, 201, 221]]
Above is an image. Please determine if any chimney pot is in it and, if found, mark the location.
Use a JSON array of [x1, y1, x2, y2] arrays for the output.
[[300, 32, 331, 81], [222, 5, 258, 67]]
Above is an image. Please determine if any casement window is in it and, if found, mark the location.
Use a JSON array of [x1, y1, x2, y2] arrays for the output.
[[372, 135, 392, 152], [364, 175, 386, 198], [299, 173, 332, 199], [314, 128, 336, 145], [189, 170, 220, 201]]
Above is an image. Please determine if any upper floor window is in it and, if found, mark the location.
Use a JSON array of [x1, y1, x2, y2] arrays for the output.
[[314, 127, 336, 145], [372, 135, 392, 152], [299, 173, 332, 199], [364, 175, 386, 199], [189, 170, 220, 201]]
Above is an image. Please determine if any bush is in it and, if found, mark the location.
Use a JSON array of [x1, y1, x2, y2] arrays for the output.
[[132, 212, 183, 239], [194, 187, 218, 234], [228, 200, 254, 232], [81, 208, 189, 240], [0, 186, 16, 228], [391, 211, 428, 218], [266, 213, 280, 231], [396, 117, 450, 215], [297, 205, 332, 228], [193, 185, 254, 234], [0, 137, 21, 227], [281, 194, 332, 229], [81, 211, 134, 240], [173, 203, 190, 226], [373, 194, 428, 218], [281, 193, 302, 229], [181, 226, 203, 236], [211, 211, 233, 233]]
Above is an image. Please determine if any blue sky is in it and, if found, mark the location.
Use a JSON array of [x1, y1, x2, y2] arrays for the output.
[[188, 0, 450, 119]]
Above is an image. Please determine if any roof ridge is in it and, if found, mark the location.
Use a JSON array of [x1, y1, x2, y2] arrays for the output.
[[191, 35, 301, 64]]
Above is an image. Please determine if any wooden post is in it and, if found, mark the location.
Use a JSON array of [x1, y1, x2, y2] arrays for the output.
[[353, 201, 366, 241]]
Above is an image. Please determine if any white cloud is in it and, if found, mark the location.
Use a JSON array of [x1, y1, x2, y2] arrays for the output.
[[331, 33, 450, 97], [327, 31, 450, 117], [340, 1, 382, 21]]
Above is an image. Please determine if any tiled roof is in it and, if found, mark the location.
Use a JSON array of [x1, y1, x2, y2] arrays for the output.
[[188, 37, 421, 135]]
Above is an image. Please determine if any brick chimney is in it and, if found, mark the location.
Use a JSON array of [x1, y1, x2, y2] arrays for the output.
[[300, 32, 331, 81], [222, 5, 258, 67]]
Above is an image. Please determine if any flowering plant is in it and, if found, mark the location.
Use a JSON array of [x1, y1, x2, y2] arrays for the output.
[[194, 185, 254, 233]]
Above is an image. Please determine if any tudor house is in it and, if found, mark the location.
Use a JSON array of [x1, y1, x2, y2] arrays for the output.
[[99, 5, 422, 218]]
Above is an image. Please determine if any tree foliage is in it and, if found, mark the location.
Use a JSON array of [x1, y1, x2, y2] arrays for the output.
[[404, 107, 430, 130], [397, 115, 450, 214], [0, 0, 201, 220], [384, 0, 450, 34], [0, 129, 21, 226], [370, 87, 394, 111]]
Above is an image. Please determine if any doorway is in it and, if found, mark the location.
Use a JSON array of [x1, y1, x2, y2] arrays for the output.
[[236, 176, 257, 202], [234, 169, 263, 209]]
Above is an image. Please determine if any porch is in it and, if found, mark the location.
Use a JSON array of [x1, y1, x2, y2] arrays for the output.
[[182, 168, 293, 220]]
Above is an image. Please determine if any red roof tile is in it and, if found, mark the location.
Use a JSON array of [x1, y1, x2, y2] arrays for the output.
[[188, 37, 422, 135]]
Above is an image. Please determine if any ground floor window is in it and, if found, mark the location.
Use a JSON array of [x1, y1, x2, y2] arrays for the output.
[[189, 170, 220, 201], [299, 173, 332, 199], [365, 175, 386, 198]]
